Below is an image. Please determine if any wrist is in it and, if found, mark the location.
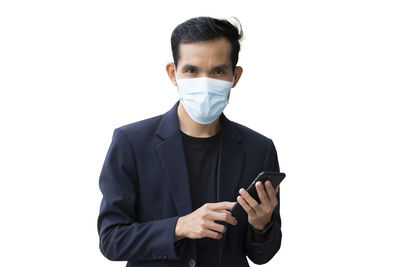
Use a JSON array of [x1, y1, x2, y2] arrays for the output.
[[174, 216, 186, 242], [253, 224, 266, 231], [253, 216, 272, 231]]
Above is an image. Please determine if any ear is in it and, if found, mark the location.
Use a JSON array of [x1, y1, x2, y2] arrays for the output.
[[232, 66, 243, 88], [166, 62, 178, 86]]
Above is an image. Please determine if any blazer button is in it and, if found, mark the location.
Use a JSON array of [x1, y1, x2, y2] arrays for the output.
[[189, 258, 196, 267]]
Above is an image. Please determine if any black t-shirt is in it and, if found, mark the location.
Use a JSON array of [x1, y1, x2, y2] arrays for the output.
[[180, 129, 221, 267]]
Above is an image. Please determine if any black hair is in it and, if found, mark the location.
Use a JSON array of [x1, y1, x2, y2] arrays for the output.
[[171, 16, 243, 71]]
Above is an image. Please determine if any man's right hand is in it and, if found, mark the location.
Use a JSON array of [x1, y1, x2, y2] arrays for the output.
[[174, 201, 238, 242]]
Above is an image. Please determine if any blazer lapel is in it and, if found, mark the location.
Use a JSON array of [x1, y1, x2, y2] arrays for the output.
[[216, 110, 245, 258], [154, 100, 245, 218], [155, 101, 193, 217], [216, 112, 244, 203]]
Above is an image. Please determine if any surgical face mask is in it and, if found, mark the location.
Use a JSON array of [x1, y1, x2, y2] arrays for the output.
[[175, 68, 235, 124]]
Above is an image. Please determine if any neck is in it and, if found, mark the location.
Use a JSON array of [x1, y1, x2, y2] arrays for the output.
[[177, 101, 221, 138]]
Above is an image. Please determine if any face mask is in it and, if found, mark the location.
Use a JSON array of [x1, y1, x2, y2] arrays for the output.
[[175, 68, 235, 124]]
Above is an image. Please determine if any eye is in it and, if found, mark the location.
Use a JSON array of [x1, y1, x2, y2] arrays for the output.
[[215, 69, 225, 75], [185, 67, 196, 74]]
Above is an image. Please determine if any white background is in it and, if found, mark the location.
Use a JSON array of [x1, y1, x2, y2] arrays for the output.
[[1, 0, 399, 266]]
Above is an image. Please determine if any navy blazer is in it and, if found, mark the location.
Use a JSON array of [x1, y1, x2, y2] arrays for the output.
[[97, 100, 282, 267]]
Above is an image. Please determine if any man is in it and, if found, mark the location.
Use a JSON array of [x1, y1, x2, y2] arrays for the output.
[[97, 16, 282, 267]]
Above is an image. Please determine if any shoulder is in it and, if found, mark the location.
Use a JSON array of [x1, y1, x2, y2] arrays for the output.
[[230, 120, 274, 148], [230, 120, 280, 171], [111, 113, 163, 144], [119, 114, 162, 134]]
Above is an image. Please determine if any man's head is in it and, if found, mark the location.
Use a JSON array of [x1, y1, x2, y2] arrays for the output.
[[171, 16, 243, 72], [166, 16, 243, 90], [166, 16, 244, 127]]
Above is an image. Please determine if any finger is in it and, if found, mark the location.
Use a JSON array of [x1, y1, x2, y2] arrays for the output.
[[207, 221, 227, 234], [239, 188, 260, 211], [216, 210, 237, 225], [264, 181, 278, 206], [255, 181, 269, 206], [204, 229, 223, 240], [264, 181, 274, 198], [237, 195, 256, 217], [275, 185, 280, 194], [208, 201, 236, 211], [211, 210, 237, 225]]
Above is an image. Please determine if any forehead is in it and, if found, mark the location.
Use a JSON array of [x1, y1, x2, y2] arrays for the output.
[[178, 37, 232, 68]]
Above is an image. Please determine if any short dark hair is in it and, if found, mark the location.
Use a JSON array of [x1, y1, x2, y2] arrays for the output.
[[171, 16, 243, 71]]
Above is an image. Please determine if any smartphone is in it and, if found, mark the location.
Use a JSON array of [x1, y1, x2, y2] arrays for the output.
[[230, 171, 286, 218]]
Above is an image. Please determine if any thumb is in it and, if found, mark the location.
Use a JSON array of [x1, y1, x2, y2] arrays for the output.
[[275, 185, 280, 194]]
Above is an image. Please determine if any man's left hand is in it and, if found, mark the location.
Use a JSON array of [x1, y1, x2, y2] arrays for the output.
[[237, 180, 279, 231]]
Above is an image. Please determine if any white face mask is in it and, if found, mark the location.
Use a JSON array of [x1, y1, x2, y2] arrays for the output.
[[175, 67, 235, 124]]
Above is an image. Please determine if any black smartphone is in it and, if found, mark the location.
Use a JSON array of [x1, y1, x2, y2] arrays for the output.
[[230, 171, 286, 218]]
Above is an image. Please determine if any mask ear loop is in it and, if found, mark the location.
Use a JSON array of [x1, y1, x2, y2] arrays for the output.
[[227, 69, 236, 104], [174, 65, 177, 80], [174, 65, 180, 96]]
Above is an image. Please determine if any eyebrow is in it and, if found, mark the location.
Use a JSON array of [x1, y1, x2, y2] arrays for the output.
[[181, 64, 198, 71], [181, 64, 229, 71], [211, 64, 229, 71]]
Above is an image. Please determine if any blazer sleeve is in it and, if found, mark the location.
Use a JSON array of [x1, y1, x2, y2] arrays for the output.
[[97, 128, 187, 262], [244, 139, 282, 265]]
